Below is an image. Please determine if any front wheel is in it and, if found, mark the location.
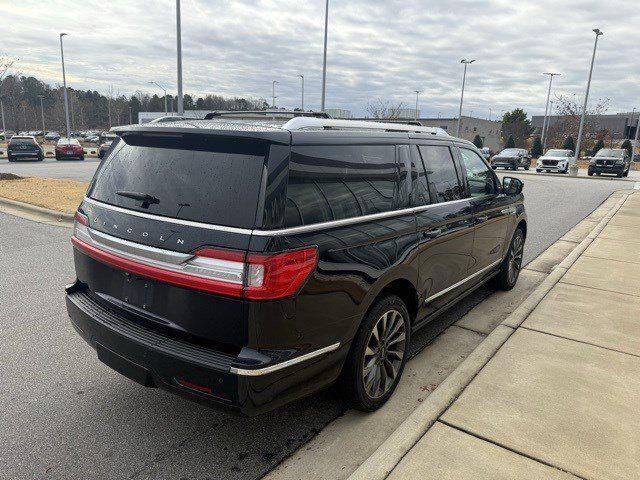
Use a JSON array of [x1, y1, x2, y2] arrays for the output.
[[494, 228, 525, 291], [341, 295, 410, 412], [524, 165, 530, 170]]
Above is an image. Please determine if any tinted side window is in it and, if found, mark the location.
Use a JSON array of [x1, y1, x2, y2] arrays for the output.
[[459, 148, 495, 197], [418, 145, 462, 203], [285, 145, 399, 227]]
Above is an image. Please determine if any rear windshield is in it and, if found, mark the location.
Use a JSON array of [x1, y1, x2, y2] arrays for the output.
[[10, 137, 36, 145], [88, 134, 266, 228]]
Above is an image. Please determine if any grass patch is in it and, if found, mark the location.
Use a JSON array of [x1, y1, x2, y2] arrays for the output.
[[0, 176, 89, 214]]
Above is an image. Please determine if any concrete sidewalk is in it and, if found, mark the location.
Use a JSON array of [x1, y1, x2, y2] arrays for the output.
[[351, 190, 640, 480]]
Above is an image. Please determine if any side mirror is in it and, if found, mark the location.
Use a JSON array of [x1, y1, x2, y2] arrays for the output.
[[502, 177, 523, 195]]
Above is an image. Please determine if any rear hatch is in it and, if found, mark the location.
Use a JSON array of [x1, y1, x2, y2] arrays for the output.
[[73, 130, 280, 351]]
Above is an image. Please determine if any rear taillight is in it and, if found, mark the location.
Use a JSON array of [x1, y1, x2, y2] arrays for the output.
[[70, 218, 318, 300], [188, 246, 319, 300]]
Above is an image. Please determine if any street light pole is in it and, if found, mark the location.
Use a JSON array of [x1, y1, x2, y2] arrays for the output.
[[543, 100, 554, 146], [59, 33, 71, 139], [541, 72, 561, 152], [320, 0, 329, 111], [176, 0, 184, 115], [456, 59, 475, 137], [572, 28, 603, 176], [272, 81, 278, 108], [414, 90, 421, 122], [38, 95, 45, 132], [298, 75, 304, 111], [148, 81, 168, 114]]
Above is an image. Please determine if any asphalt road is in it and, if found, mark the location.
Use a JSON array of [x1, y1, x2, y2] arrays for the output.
[[0, 174, 631, 480], [0, 157, 101, 181]]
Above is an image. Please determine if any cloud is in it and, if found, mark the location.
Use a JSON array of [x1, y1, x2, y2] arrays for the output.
[[1, 0, 638, 117]]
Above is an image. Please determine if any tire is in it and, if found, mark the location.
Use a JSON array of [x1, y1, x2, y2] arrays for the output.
[[8, 156, 14, 163], [524, 165, 530, 170], [536, 169, 542, 173], [341, 294, 411, 412], [80, 155, 85, 161], [493, 227, 525, 291], [492, 166, 497, 170]]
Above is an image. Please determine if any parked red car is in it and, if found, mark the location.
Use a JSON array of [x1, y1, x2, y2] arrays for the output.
[[55, 138, 85, 161]]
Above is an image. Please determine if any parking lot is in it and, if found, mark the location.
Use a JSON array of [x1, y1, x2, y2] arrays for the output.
[[0, 171, 632, 480]]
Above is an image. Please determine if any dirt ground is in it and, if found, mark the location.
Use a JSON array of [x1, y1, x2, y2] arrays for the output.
[[0, 176, 88, 213]]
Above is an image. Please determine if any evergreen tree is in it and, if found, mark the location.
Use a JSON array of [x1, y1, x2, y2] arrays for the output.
[[563, 136, 575, 152], [531, 136, 543, 157], [505, 135, 516, 148], [591, 138, 605, 156], [472, 134, 483, 148], [621, 139, 633, 158]]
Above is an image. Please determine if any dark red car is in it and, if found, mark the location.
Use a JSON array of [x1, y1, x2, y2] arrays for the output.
[[55, 138, 85, 161]]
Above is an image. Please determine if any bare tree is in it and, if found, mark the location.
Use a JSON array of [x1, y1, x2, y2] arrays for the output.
[[0, 55, 18, 82], [545, 93, 610, 150], [365, 99, 406, 119]]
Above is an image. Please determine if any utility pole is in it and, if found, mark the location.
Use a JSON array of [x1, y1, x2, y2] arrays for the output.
[[148, 81, 168, 114], [320, 0, 329, 111], [572, 28, 603, 176], [414, 90, 421, 122], [456, 59, 475, 137], [489, 107, 492, 121], [129, 106, 133, 124], [298, 75, 304, 111], [541, 72, 561, 151], [37, 95, 46, 132], [176, 0, 184, 115], [272, 80, 278, 108], [0, 97, 6, 138], [108, 85, 113, 128], [59, 33, 71, 139], [632, 112, 640, 161]]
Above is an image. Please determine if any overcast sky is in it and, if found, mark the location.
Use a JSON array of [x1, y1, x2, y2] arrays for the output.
[[2, 0, 639, 118]]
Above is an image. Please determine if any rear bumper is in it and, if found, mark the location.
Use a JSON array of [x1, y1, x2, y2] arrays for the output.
[[8, 151, 42, 160], [56, 152, 83, 159], [66, 284, 346, 415]]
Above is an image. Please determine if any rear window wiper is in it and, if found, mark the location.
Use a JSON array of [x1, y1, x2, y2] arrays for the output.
[[116, 190, 160, 208]]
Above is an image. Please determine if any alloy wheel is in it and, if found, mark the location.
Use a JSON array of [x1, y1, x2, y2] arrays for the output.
[[362, 309, 406, 399], [508, 233, 524, 284]]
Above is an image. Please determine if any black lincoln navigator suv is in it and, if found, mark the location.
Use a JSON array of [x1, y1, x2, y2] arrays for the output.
[[66, 116, 526, 415]]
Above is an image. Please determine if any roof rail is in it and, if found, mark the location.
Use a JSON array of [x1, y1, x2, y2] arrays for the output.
[[204, 110, 331, 120], [282, 117, 450, 136]]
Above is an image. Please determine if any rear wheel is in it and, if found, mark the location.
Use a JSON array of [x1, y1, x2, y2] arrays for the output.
[[494, 228, 524, 291], [341, 295, 410, 412]]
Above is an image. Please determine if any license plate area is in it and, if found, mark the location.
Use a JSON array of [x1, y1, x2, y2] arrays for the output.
[[121, 272, 155, 310]]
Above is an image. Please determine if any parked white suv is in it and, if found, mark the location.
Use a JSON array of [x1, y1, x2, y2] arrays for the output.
[[536, 149, 573, 174]]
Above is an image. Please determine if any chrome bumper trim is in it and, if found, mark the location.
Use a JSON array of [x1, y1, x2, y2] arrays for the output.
[[230, 343, 341, 376]]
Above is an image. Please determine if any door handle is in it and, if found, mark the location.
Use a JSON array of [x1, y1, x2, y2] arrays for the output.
[[421, 228, 442, 239], [500, 207, 516, 215]]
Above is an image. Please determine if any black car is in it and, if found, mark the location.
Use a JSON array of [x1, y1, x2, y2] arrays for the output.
[[98, 134, 118, 159], [588, 148, 631, 177], [7, 135, 44, 162], [491, 148, 531, 170], [66, 118, 527, 415]]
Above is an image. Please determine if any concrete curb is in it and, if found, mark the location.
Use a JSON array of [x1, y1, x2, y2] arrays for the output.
[[347, 190, 632, 480], [502, 169, 638, 183], [0, 196, 74, 225]]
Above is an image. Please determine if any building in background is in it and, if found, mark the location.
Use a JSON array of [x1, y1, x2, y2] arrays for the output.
[[531, 112, 639, 142]]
